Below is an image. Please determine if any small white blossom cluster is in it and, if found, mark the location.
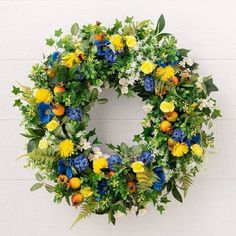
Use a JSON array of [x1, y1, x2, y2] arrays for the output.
[[198, 98, 215, 110]]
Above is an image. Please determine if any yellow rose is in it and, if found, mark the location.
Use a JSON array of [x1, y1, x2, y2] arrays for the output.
[[156, 65, 175, 81], [80, 187, 93, 198], [131, 161, 145, 173], [191, 144, 204, 157], [172, 143, 189, 157], [59, 139, 74, 157], [160, 101, 175, 113], [34, 88, 53, 104], [38, 139, 48, 149], [45, 120, 59, 131], [93, 157, 108, 174], [109, 34, 124, 50], [125, 35, 137, 48], [141, 61, 155, 74]]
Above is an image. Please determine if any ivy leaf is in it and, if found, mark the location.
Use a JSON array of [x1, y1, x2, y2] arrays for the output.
[[35, 172, 43, 182], [30, 183, 44, 191], [133, 135, 141, 143], [155, 14, 165, 34], [156, 205, 165, 214], [178, 48, 190, 57], [125, 16, 134, 24], [71, 23, 79, 35], [54, 28, 63, 37], [27, 138, 39, 153], [204, 77, 219, 95], [172, 185, 183, 203], [13, 99, 22, 107], [46, 38, 55, 46], [12, 86, 21, 95], [211, 109, 222, 119]]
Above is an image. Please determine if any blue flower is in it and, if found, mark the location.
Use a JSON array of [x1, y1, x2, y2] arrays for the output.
[[58, 158, 74, 178], [74, 154, 89, 172], [107, 155, 122, 170], [37, 102, 54, 124], [143, 75, 155, 92], [186, 134, 201, 147], [97, 179, 108, 196], [52, 51, 59, 61], [95, 40, 110, 56], [152, 167, 165, 191], [66, 106, 82, 121], [137, 151, 153, 165], [104, 49, 116, 63], [172, 128, 186, 142]]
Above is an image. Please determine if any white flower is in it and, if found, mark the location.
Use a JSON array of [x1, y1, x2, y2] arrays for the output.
[[79, 138, 91, 150], [179, 57, 194, 67], [119, 78, 129, 87], [88, 146, 103, 161], [128, 77, 136, 85], [198, 99, 215, 110], [136, 55, 143, 62], [141, 119, 151, 128], [142, 104, 153, 113], [195, 76, 204, 91], [121, 86, 129, 94]]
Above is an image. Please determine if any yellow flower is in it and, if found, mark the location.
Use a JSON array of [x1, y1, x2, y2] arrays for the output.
[[93, 157, 108, 174], [125, 35, 137, 48], [156, 65, 175, 81], [38, 139, 48, 149], [34, 88, 53, 104], [45, 120, 59, 132], [141, 61, 155, 74], [172, 143, 189, 157], [59, 139, 74, 157], [191, 144, 204, 157], [80, 187, 93, 198], [160, 101, 175, 113], [131, 161, 145, 173], [61, 49, 84, 68], [109, 34, 124, 50]]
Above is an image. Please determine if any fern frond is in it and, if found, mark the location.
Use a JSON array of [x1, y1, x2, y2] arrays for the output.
[[179, 173, 193, 197]]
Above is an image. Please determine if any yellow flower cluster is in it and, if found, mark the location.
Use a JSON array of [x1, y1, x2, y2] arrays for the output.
[[191, 144, 203, 157], [156, 65, 175, 81], [61, 49, 84, 68], [125, 35, 137, 48], [110, 34, 124, 50], [80, 187, 93, 198], [131, 161, 145, 173], [172, 142, 189, 157], [34, 88, 53, 104], [160, 101, 175, 113], [45, 120, 59, 131], [59, 139, 74, 157], [140, 61, 155, 74], [93, 157, 108, 174]]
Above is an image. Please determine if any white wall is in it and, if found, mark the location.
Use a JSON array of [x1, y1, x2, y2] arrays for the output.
[[0, 0, 236, 235]]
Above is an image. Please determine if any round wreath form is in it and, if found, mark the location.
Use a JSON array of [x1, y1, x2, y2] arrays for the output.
[[13, 15, 221, 226]]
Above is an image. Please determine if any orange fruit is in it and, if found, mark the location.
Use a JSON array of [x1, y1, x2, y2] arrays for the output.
[[57, 175, 69, 184], [167, 138, 177, 148], [54, 86, 65, 94], [165, 111, 178, 122], [69, 177, 81, 189], [107, 171, 115, 178], [52, 104, 65, 116], [127, 181, 136, 193], [71, 193, 84, 206], [160, 120, 172, 133], [95, 33, 104, 41], [169, 76, 179, 86]]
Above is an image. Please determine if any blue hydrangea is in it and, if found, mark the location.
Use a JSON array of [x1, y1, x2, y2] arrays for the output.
[[66, 106, 82, 121], [186, 134, 201, 147], [58, 158, 74, 178], [37, 102, 54, 124], [97, 179, 108, 196], [143, 75, 155, 92], [104, 49, 116, 63], [137, 151, 153, 165], [152, 167, 165, 191], [52, 51, 59, 61], [95, 40, 110, 56], [172, 128, 186, 142], [74, 154, 89, 172], [107, 155, 122, 170]]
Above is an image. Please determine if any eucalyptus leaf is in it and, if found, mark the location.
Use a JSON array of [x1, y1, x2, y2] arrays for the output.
[[30, 183, 44, 191], [71, 23, 79, 35], [155, 14, 165, 34], [35, 172, 43, 182]]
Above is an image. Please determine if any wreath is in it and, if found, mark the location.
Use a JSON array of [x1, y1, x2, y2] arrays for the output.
[[12, 15, 221, 226]]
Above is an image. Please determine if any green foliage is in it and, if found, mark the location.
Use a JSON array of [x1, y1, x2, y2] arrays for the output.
[[179, 173, 193, 197]]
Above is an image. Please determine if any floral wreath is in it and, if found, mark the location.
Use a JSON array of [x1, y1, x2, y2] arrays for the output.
[[13, 15, 221, 226]]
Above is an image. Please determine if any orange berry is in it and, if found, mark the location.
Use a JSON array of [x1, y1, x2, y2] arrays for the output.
[[107, 171, 115, 178], [54, 86, 65, 94], [95, 33, 104, 41], [165, 111, 178, 122], [160, 120, 172, 133], [127, 181, 136, 193], [57, 175, 69, 184], [169, 76, 179, 86], [71, 193, 84, 206], [52, 104, 65, 116]]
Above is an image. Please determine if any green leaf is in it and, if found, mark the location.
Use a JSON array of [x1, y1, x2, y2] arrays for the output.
[[156, 205, 165, 214], [89, 88, 98, 101], [155, 14, 165, 34], [65, 123, 75, 135], [12, 86, 21, 95], [46, 38, 55, 46], [125, 16, 134, 24], [13, 99, 22, 107], [133, 135, 141, 143], [119, 143, 129, 155], [97, 98, 108, 104], [27, 138, 39, 153], [204, 77, 219, 95], [132, 145, 142, 156], [172, 185, 183, 203], [45, 184, 55, 193], [211, 109, 222, 119], [107, 143, 117, 150], [54, 28, 63, 37], [178, 48, 190, 57], [30, 183, 43, 191], [35, 172, 43, 182], [71, 23, 79, 35]]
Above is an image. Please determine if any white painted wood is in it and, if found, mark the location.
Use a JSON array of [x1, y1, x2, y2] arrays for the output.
[[0, 0, 236, 235]]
